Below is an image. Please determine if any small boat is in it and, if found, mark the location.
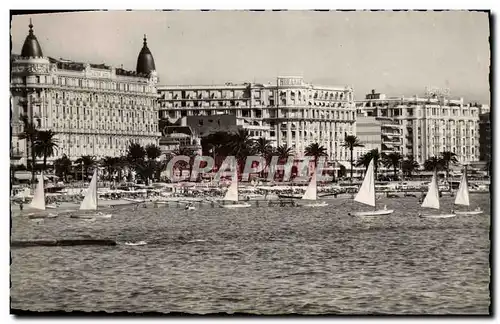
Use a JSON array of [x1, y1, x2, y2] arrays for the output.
[[222, 203, 252, 208], [419, 170, 456, 219], [70, 169, 113, 219], [453, 166, 483, 216], [350, 159, 394, 217], [301, 170, 328, 207], [221, 170, 251, 208], [125, 241, 147, 246]]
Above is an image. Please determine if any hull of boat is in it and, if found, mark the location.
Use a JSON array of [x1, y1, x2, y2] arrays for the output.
[[419, 213, 456, 219], [351, 209, 394, 217], [46, 204, 57, 209], [278, 194, 302, 199], [221, 203, 252, 208], [122, 198, 145, 203], [303, 202, 329, 207], [70, 213, 112, 219], [455, 210, 483, 215]]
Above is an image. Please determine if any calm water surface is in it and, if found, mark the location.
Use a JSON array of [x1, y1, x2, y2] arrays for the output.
[[11, 195, 491, 314]]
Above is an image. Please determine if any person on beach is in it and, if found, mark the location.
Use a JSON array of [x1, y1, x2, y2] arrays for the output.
[[19, 201, 23, 211]]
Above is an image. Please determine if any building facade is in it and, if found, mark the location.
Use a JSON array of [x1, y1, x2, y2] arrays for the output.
[[184, 114, 240, 138], [157, 76, 356, 162], [355, 115, 403, 160], [479, 111, 491, 163], [10, 22, 161, 165], [356, 90, 480, 165]]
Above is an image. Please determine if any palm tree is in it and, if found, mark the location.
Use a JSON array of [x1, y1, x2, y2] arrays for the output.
[[134, 160, 157, 186], [145, 144, 162, 161], [439, 151, 458, 179], [342, 135, 364, 182], [424, 156, 444, 172], [255, 137, 272, 177], [18, 115, 39, 183], [356, 149, 381, 179], [255, 137, 272, 157], [304, 143, 328, 167], [382, 152, 403, 179], [34, 130, 59, 174], [127, 141, 146, 167], [228, 129, 256, 172], [75, 155, 96, 180], [10, 163, 17, 186], [54, 154, 72, 182], [402, 156, 420, 178], [275, 144, 294, 161]]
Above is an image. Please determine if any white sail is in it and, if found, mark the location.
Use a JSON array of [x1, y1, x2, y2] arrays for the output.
[[302, 171, 317, 201], [422, 170, 440, 210], [354, 159, 376, 207], [30, 173, 46, 210], [223, 170, 239, 202], [454, 169, 470, 206], [80, 169, 98, 210]]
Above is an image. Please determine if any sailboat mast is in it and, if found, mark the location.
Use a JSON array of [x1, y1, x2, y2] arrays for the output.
[[465, 164, 468, 211], [95, 168, 98, 210]]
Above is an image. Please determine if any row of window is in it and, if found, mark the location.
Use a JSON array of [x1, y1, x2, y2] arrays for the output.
[[161, 89, 352, 101], [161, 99, 351, 109], [50, 121, 158, 133], [50, 91, 155, 106], [58, 135, 152, 147], [166, 109, 355, 121], [26, 75, 151, 93], [51, 106, 155, 120]]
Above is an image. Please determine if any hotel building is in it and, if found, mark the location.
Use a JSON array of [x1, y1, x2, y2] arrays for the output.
[[10, 21, 161, 165], [157, 76, 356, 163], [356, 90, 480, 166]]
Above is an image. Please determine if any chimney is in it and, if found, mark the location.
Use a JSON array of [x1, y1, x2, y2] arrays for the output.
[[371, 89, 376, 94]]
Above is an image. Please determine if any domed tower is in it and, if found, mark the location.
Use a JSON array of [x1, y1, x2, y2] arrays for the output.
[[11, 19, 50, 167], [136, 34, 156, 75], [21, 18, 43, 58]]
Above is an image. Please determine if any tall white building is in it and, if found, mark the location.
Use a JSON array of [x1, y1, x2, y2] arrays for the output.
[[158, 76, 356, 163], [357, 90, 480, 165], [10, 21, 161, 165]]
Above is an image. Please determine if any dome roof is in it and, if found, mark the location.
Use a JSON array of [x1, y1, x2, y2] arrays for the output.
[[21, 19, 43, 58], [136, 35, 156, 75]]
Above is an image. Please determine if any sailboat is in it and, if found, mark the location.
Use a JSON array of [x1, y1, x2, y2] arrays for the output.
[[27, 173, 58, 219], [419, 169, 456, 218], [454, 166, 483, 215], [221, 170, 251, 208], [301, 170, 328, 207], [71, 169, 112, 219], [350, 159, 394, 216], [29, 173, 46, 211]]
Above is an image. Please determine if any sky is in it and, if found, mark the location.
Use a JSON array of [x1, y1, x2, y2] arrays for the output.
[[11, 10, 491, 103]]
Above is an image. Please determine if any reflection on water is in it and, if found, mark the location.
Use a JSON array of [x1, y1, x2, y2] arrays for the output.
[[11, 195, 491, 314]]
